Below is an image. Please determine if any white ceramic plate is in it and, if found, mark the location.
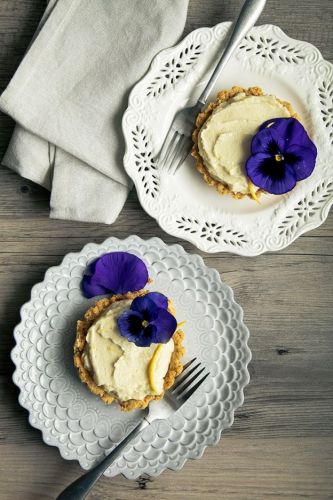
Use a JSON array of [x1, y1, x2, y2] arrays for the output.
[[11, 236, 251, 479], [123, 23, 333, 255]]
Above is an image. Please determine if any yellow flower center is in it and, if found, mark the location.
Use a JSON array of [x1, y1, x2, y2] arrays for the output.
[[275, 154, 284, 162], [142, 319, 149, 328]]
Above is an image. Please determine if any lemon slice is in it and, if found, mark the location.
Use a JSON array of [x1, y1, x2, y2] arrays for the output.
[[148, 344, 164, 394], [248, 181, 261, 204], [177, 320, 186, 329]]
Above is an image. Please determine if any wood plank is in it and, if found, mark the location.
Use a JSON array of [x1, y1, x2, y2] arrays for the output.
[[0, 438, 332, 500]]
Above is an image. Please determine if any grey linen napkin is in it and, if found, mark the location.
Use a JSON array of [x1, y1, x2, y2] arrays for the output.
[[0, 0, 188, 224]]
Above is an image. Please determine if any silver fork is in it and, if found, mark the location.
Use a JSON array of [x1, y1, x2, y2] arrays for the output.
[[158, 0, 267, 175], [57, 358, 209, 500]]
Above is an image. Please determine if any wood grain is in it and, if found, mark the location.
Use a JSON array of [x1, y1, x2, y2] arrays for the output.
[[0, 1, 332, 499]]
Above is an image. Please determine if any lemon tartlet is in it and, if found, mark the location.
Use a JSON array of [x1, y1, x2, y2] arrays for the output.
[[74, 289, 184, 412], [192, 86, 299, 201]]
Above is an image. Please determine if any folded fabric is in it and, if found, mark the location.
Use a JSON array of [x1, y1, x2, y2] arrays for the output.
[[0, 0, 188, 224]]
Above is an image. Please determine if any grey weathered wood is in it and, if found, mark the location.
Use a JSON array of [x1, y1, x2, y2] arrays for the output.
[[0, 1, 332, 499]]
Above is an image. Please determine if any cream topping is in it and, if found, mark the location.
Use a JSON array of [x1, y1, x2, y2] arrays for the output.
[[198, 93, 291, 194], [82, 300, 174, 401]]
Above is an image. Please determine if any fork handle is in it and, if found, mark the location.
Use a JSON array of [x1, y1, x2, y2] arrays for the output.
[[56, 419, 149, 500], [198, 0, 266, 105]]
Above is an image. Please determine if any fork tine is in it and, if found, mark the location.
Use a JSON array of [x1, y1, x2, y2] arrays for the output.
[[183, 357, 197, 370], [173, 366, 206, 396], [162, 131, 183, 171], [158, 129, 177, 168], [179, 372, 209, 403], [172, 362, 201, 391], [158, 129, 178, 168], [167, 134, 188, 173], [170, 138, 191, 175]]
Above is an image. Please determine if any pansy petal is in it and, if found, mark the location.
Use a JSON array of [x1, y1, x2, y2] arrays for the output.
[[146, 292, 168, 309], [285, 145, 317, 181], [130, 296, 159, 321], [89, 252, 148, 294], [81, 274, 109, 298], [245, 151, 271, 172], [260, 117, 317, 155], [150, 308, 177, 344], [251, 127, 285, 155], [133, 325, 157, 347], [87, 258, 99, 276], [259, 117, 292, 134], [246, 152, 297, 195], [133, 336, 153, 348], [117, 309, 143, 341], [143, 324, 158, 344]]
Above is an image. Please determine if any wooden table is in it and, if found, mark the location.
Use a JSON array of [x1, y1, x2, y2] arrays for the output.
[[0, 1, 332, 499]]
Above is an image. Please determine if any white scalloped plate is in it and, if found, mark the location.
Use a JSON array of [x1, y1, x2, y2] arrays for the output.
[[11, 236, 251, 479], [122, 23, 333, 255]]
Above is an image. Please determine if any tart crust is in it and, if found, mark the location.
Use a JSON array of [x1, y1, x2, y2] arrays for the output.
[[191, 86, 299, 200], [74, 289, 185, 412]]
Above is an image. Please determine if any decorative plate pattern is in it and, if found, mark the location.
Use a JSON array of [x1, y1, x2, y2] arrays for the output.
[[11, 236, 251, 479], [122, 23, 333, 255]]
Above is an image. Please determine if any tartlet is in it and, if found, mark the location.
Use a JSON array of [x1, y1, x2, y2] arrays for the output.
[[192, 86, 299, 201], [74, 289, 184, 412]]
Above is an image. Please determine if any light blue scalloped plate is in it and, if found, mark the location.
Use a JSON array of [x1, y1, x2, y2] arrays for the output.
[[11, 236, 251, 478]]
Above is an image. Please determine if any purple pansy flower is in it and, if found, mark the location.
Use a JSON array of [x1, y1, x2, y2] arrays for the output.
[[117, 292, 177, 347], [246, 117, 317, 195], [82, 252, 148, 298]]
